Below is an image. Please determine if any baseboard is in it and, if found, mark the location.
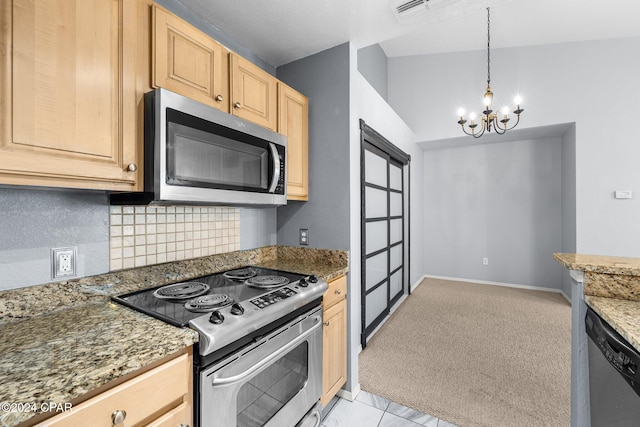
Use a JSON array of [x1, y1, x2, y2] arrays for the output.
[[424, 274, 571, 303], [336, 383, 361, 402], [559, 289, 571, 303], [410, 274, 428, 293]]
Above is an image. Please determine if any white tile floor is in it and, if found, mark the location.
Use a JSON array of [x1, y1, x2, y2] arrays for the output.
[[321, 391, 458, 427]]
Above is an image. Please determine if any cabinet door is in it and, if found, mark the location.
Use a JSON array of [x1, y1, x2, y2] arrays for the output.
[[230, 53, 277, 131], [278, 83, 309, 201], [36, 352, 191, 427], [322, 298, 347, 406], [153, 4, 228, 112], [0, 0, 142, 190]]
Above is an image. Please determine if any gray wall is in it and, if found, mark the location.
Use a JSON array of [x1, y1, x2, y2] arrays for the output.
[[276, 43, 351, 250], [0, 188, 109, 290], [561, 124, 577, 298], [239, 208, 277, 249], [357, 44, 388, 100], [423, 137, 565, 289], [389, 37, 640, 257]]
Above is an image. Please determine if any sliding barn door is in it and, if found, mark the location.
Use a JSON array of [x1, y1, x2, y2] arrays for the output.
[[360, 120, 410, 348]]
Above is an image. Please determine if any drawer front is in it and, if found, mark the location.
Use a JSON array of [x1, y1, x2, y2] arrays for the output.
[[323, 275, 347, 309], [145, 401, 190, 427], [38, 353, 189, 427]]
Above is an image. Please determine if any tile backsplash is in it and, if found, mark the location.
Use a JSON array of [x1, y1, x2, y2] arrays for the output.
[[109, 206, 240, 270]]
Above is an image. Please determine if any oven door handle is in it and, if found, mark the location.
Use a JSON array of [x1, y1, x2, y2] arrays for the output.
[[211, 319, 321, 386], [268, 142, 281, 194]]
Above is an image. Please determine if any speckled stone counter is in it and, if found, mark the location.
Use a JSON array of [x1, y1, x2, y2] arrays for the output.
[[554, 253, 640, 352], [0, 302, 198, 426], [0, 245, 348, 427]]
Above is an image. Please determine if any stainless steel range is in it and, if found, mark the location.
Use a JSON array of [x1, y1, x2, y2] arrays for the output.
[[113, 266, 328, 427]]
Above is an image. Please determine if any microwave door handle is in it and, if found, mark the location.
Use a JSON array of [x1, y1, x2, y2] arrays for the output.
[[268, 143, 280, 193]]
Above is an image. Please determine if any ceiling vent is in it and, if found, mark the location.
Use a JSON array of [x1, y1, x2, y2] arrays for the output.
[[391, 0, 453, 21]]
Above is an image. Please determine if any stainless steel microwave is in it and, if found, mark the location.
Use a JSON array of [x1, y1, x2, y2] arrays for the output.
[[111, 88, 287, 206]]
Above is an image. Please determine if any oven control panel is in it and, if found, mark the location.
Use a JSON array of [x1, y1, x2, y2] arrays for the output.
[[250, 287, 297, 309]]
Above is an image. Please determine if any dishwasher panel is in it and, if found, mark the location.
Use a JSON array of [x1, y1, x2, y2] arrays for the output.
[[585, 307, 640, 427]]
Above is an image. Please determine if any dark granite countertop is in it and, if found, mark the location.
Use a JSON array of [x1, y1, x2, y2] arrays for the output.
[[0, 245, 348, 426]]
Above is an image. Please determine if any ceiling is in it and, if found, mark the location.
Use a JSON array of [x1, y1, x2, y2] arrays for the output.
[[177, 0, 640, 67]]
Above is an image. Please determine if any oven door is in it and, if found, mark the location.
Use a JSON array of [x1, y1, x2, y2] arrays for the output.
[[200, 307, 323, 427]]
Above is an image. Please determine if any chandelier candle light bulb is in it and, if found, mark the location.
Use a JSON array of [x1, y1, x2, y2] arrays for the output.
[[456, 7, 524, 138]]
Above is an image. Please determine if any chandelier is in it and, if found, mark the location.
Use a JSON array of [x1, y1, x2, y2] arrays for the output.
[[456, 7, 524, 138]]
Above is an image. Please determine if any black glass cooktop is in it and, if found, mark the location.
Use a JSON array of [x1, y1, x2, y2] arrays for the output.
[[112, 266, 306, 327]]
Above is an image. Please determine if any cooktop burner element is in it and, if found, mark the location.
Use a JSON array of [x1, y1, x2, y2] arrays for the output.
[[222, 267, 257, 280], [153, 282, 210, 300], [185, 294, 233, 312], [246, 275, 290, 289]]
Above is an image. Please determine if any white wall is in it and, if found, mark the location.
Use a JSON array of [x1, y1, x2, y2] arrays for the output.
[[349, 43, 424, 393], [389, 37, 640, 257]]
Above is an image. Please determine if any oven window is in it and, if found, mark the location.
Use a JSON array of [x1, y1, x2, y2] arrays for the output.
[[236, 342, 309, 427], [167, 121, 269, 191]]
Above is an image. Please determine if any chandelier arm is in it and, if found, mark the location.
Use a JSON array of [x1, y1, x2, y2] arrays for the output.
[[471, 122, 486, 138], [460, 125, 480, 137], [460, 121, 486, 138], [493, 120, 507, 134], [493, 116, 509, 133], [504, 114, 521, 131]]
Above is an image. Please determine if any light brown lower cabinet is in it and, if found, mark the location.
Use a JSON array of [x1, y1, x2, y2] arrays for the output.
[[35, 349, 192, 427], [321, 275, 348, 406]]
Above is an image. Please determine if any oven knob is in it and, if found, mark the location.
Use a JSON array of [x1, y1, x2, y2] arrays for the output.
[[230, 302, 245, 315], [299, 278, 308, 287], [209, 310, 225, 324], [308, 275, 318, 283]]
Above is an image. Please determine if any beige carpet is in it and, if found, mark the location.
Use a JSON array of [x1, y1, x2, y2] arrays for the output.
[[359, 278, 571, 427]]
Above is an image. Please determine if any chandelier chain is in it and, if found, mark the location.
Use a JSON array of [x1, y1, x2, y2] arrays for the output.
[[486, 7, 490, 86]]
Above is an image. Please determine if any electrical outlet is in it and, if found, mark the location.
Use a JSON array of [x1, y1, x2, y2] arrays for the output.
[[52, 247, 77, 279], [299, 229, 309, 246], [483, 257, 489, 265]]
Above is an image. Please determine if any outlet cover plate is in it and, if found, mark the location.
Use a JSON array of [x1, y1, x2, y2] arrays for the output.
[[52, 247, 77, 279], [299, 229, 309, 246]]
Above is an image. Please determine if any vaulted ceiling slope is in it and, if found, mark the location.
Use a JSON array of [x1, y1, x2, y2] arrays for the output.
[[179, 0, 640, 67]]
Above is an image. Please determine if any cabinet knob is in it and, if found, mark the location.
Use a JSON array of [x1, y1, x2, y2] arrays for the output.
[[178, 424, 190, 427], [233, 102, 242, 109], [126, 163, 138, 172], [215, 94, 223, 102], [335, 289, 342, 295], [323, 321, 330, 326], [111, 410, 127, 425]]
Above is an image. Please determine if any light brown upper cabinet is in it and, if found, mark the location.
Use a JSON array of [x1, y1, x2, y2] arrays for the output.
[[230, 54, 278, 131], [278, 83, 309, 201], [0, 0, 150, 191], [153, 4, 229, 112]]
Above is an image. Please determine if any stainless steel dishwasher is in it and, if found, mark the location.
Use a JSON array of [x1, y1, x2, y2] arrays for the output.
[[585, 307, 640, 426]]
